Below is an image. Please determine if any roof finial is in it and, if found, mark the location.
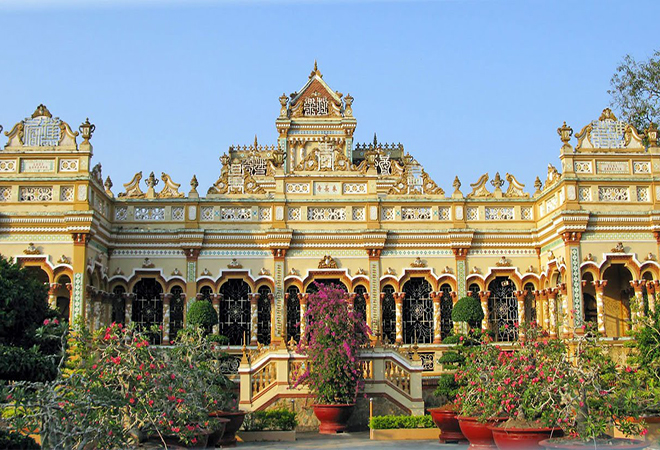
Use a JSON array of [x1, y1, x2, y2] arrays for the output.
[[373, 133, 378, 147], [314, 59, 318, 72], [254, 134, 258, 150], [310, 60, 322, 78]]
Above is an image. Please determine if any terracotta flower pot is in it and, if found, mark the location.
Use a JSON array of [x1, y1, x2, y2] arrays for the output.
[[208, 410, 246, 447], [458, 416, 506, 449], [539, 438, 650, 450], [428, 407, 466, 443], [489, 425, 562, 450], [312, 404, 355, 434]]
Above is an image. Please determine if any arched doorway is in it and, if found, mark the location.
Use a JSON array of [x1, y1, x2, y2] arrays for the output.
[[132, 278, 164, 344], [286, 285, 301, 343], [402, 277, 433, 344], [169, 285, 185, 342], [602, 264, 633, 337], [219, 279, 251, 345], [439, 283, 453, 340], [381, 285, 396, 344], [257, 285, 272, 345], [487, 276, 518, 342], [111, 285, 126, 325], [354, 285, 368, 323]]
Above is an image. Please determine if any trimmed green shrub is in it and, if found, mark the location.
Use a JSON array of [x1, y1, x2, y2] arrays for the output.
[[186, 300, 218, 334], [242, 408, 297, 431], [0, 430, 39, 450], [0, 344, 58, 382], [206, 334, 229, 345], [437, 350, 464, 366], [451, 296, 484, 328], [434, 373, 459, 401], [441, 334, 461, 345], [369, 414, 434, 429]]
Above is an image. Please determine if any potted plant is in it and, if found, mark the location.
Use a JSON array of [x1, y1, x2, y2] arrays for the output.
[[369, 414, 437, 440], [293, 283, 371, 434], [186, 299, 218, 335], [539, 323, 648, 450]]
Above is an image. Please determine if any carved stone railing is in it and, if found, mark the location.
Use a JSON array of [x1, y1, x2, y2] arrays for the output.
[[238, 346, 424, 415]]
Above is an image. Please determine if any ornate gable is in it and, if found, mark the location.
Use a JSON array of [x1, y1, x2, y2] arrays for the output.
[[575, 108, 644, 151], [288, 62, 344, 119], [4, 104, 79, 149]]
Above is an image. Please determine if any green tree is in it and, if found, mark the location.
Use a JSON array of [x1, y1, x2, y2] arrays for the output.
[[609, 50, 660, 132]]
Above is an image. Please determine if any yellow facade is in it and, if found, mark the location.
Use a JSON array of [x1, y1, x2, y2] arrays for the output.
[[1, 66, 659, 375]]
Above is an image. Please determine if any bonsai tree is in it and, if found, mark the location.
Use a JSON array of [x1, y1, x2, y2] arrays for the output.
[[451, 296, 484, 331], [187, 299, 218, 335]]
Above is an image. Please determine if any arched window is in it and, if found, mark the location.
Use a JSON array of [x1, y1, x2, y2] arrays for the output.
[[257, 285, 272, 345], [219, 279, 251, 345], [524, 282, 536, 324], [170, 285, 185, 342], [305, 279, 347, 293], [286, 285, 301, 343], [402, 277, 433, 344], [487, 277, 518, 342], [111, 285, 126, 325], [56, 275, 71, 322], [381, 285, 396, 344], [354, 285, 368, 323], [439, 283, 453, 339], [132, 278, 164, 345], [200, 285, 213, 302], [468, 283, 481, 297], [583, 293, 597, 324]]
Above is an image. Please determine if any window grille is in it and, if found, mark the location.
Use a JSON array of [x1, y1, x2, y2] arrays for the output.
[[219, 279, 251, 345], [439, 284, 454, 340], [132, 279, 163, 345], [402, 278, 433, 344], [381, 285, 396, 344], [286, 285, 301, 343], [257, 285, 272, 345], [487, 277, 519, 341], [170, 285, 185, 342]]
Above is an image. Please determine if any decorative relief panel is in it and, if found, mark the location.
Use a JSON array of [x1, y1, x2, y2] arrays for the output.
[[567, 185, 576, 201], [115, 207, 128, 221], [313, 181, 341, 195], [135, 207, 165, 221], [188, 205, 197, 221], [598, 186, 629, 202], [60, 186, 74, 202], [21, 159, 55, 173], [307, 207, 346, 221], [633, 161, 651, 174], [172, 207, 184, 221], [77, 185, 87, 201], [485, 207, 514, 220], [259, 207, 271, 221], [285, 183, 310, 194], [596, 161, 628, 174], [637, 187, 650, 202], [0, 187, 11, 202], [546, 196, 558, 212], [352, 207, 365, 221], [343, 183, 367, 194], [23, 116, 61, 146], [574, 161, 593, 173], [381, 207, 395, 221], [0, 160, 16, 172], [200, 206, 214, 221], [288, 207, 301, 221], [59, 159, 79, 172], [438, 207, 450, 221], [521, 207, 532, 220], [455, 205, 464, 220], [369, 205, 378, 221], [275, 206, 284, 221], [220, 207, 251, 221], [401, 207, 431, 220], [19, 186, 52, 202], [466, 207, 479, 221], [578, 187, 591, 201]]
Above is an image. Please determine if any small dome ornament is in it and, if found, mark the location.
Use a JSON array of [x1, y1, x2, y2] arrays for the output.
[[647, 122, 658, 147]]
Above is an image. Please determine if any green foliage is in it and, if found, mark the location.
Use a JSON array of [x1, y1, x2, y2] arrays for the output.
[[437, 351, 464, 366], [451, 296, 484, 328], [441, 334, 461, 345], [186, 300, 218, 333], [205, 334, 229, 345], [368, 414, 434, 429], [609, 50, 660, 133], [242, 408, 297, 431], [434, 373, 459, 401], [0, 430, 39, 450], [0, 344, 57, 382]]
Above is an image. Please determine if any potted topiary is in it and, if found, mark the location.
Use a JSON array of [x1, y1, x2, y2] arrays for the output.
[[451, 295, 485, 333], [186, 300, 218, 335], [293, 283, 371, 434]]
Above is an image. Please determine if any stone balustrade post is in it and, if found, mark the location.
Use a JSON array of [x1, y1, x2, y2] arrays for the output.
[[592, 280, 608, 336]]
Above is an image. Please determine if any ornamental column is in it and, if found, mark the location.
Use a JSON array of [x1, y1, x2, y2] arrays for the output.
[[298, 293, 309, 340], [211, 294, 221, 335], [271, 248, 287, 348], [592, 280, 607, 336], [86, 286, 97, 331], [183, 248, 201, 306], [124, 293, 134, 325], [478, 291, 490, 332], [161, 293, 172, 345], [629, 280, 646, 331], [249, 293, 259, 345], [514, 290, 526, 337], [547, 287, 558, 338], [558, 283, 569, 338], [647, 281, 658, 313], [366, 248, 382, 337], [393, 292, 405, 344], [48, 283, 59, 308], [347, 292, 356, 311], [452, 248, 469, 298], [533, 290, 543, 328], [561, 231, 585, 335], [540, 289, 550, 331], [268, 293, 276, 344], [430, 292, 442, 344], [71, 232, 90, 326]]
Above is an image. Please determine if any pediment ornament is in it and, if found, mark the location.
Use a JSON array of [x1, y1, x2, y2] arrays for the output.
[[318, 255, 338, 269], [158, 172, 184, 198], [504, 173, 528, 198], [118, 172, 145, 198], [467, 173, 492, 198]]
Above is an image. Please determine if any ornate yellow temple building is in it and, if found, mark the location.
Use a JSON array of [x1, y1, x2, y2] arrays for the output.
[[1, 65, 659, 399]]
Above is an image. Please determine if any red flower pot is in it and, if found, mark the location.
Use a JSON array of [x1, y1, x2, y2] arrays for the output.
[[428, 407, 467, 443], [458, 416, 506, 449], [312, 404, 355, 434], [489, 425, 562, 450], [539, 438, 650, 450], [208, 410, 246, 447]]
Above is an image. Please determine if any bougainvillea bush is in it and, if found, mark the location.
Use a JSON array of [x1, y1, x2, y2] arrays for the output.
[[294, 283, 371, 404]]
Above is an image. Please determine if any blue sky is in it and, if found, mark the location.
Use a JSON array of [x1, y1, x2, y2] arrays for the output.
[[0, 0, 658, 195]]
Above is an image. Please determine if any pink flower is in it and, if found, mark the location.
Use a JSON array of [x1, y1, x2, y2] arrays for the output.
[[53, 318, 59, 325], [43, 319, 50, 325]]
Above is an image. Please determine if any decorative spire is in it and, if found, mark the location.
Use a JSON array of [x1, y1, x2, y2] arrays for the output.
[[373, 133, 378, 147], [534, 176, 543, 194], [309, 60, 323, 79], [453, 176, 461, 192], [254, 134, 258, 150], [599, 108, 617, 121]]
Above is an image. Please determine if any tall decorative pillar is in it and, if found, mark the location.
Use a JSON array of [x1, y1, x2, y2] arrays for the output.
[[85, 286, 97, 330], [268, 293, 276, 344], [298, 293, 309, 340], [48, 283, 59, 308], [547, 287, 558, 338], [540, 290, 550, 331], [592, 280, 607, 336], [366, 248, 382, 337], [452, 248, 468, 298], [430, 292, 442, 344], [249, 293, 259, 345], [647, 280, 658, 313], [561, 231, 585, 335], [271, 248, 287, 347], [514, 290, 526, 337], [71, 232, 90, 326], [183, 248, 201, 306], [558, 283, 569, 338], [630, 280, 646, 330], [533, 290, 543, 328], [393, 292, 405, 344], [124, 293, 134, 325], [162, 293, 172, 345], [478, 291, 490, 332], [211, 294, 221, 335]]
